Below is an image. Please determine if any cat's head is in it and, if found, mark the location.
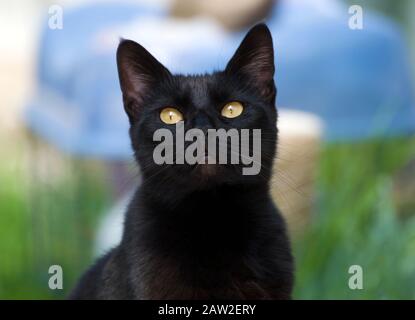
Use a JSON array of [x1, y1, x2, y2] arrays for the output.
[[117, 24, 277, 193]]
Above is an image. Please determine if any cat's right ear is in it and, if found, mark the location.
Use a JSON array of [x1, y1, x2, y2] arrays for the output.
[[117, 39, 171, 122]]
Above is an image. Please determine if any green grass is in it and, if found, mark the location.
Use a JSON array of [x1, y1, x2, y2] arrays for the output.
[[0, 143, 110, 299], [293, 139, 415, 299], [0, 137, 414, 299]]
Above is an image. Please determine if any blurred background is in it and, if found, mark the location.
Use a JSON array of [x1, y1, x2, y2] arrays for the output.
[[1, 0, 415, 299]]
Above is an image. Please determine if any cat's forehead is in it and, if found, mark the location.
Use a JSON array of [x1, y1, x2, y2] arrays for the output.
[[175, 74, 218, 91], [171, 73, 224, 107]]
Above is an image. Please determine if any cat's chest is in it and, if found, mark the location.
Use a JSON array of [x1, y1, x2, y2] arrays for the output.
[[136, 252, 272, 299]]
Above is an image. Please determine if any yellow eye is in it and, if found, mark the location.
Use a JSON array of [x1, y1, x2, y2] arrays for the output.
[[160, 107, 183, 124], [221, 101, 244, 118]]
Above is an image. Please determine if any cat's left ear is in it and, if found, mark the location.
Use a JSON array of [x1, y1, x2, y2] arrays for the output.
[[225, 23, 275, 102]]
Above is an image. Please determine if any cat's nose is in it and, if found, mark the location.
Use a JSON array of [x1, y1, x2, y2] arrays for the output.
[[192, 112, 214, 131]]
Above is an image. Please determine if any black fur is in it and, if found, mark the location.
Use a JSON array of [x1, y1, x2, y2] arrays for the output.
[[69, 24, 294, 300]]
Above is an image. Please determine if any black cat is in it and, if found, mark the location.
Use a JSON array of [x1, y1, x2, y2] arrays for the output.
[[69, 24, 294, 300]]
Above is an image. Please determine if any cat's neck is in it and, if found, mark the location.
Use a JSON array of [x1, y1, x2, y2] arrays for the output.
[[140, 181, 270, 218], [126, 182, 272, 250]]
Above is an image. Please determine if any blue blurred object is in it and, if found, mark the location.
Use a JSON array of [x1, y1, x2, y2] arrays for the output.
[[25, 0, 415, 159]]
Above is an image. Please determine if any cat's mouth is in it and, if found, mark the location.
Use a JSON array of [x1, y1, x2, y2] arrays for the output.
[[192, 155, 219, 179]]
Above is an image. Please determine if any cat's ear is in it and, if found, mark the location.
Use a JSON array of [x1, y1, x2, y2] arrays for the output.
[[225, 24, 275, 102], [117, 39, 171, 121]]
